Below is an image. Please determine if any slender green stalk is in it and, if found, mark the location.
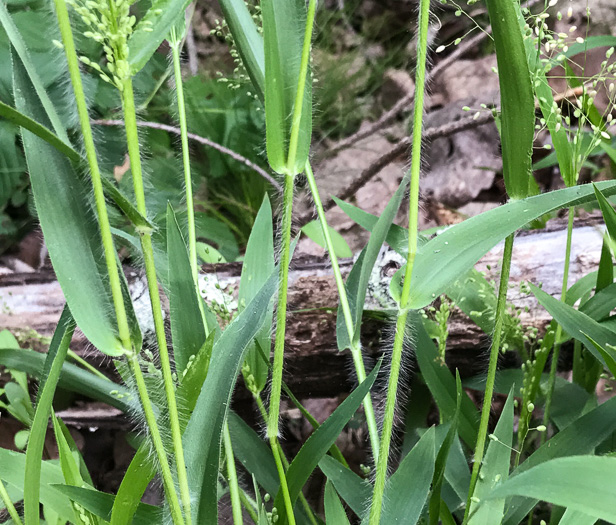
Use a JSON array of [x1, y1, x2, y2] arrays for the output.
[[121, 77, 189, 524], [53, 0, 132, 352], [67, 349, 108, 380], [305, 161, 380, 461], [267, 175, 296, 525], [170, 41, 198, 283], [368, 0, 430, 520], [285, 0, 317, 174], [129, 353, 184, 525], [223, 426, 244, 525], [542, 206, 575, 440], [238, 488, 259, 524], [463, 233, 515, 524], [0, 478, 23, 525]]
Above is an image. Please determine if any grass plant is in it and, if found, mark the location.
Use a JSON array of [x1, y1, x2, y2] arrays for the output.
[[2, 0, 616, 524]]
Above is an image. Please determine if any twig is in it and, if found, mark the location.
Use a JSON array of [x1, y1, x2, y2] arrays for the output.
[[91, 119, 282, 191]]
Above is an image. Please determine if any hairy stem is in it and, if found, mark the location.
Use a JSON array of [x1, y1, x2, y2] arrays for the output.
[[304, 161, 380, 461], [368, 0, 430, 519], [542, 206, 575, 440], [121, 77, 189, 524], [53, 0, 132, 352], [285, 0, 317, 174], [463, 233, 515, 523], [129, 353, 184, 525], [223, 425, 243, 525], [267, 175, 296, 525], [0, 479, 22, 525]]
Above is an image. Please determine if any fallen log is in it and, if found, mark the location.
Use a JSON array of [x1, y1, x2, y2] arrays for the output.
[[0, 216, 607, 404]]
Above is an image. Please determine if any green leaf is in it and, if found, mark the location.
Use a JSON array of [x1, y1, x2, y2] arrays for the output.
[[0, 2, 68, 143], [530, 283, 615, 364], [0, 347, 132, 412], [559, 508, 598, 525], [319, 455, 371, 518], [408, 180, 616, 309], [504, 394, 616, 523], [54, 485, 160, 525], [337, 177, 409, 349], [597, 240, 614, 292], [324, 482, 351, 525], [195, 242, 225, 264], [333, 196, 411, 256], [274, 362, 380, 525], [594, 184, 616, 248], [468, 390, 515, 525], [103, 178, 154, 234], [262, 0, 312, 175], [377, 426, 435, 525], [0, 100, 76, 162], [579, 282, 616, 322], [0, 449, 74, 521], [128, 0, 191, 74], [414, 315, 479, 448], [24, 307, 75, 525], [429, 373, 462, 525], [486, 0, 534, 199], [239, 195, 275, 393], [301, 220, 352, 258], [166, 204, 207, 373], [12, 50, 140, 357], [184, 272, 277, 524], [491, 456, 616, 524], [217, 0, 265, 100]]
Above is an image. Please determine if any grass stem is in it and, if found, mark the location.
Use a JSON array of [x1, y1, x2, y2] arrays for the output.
[[267, 174, 296, 524], [463, 233, 515, 524], [368, 0, 430, 519], [542, 206, 575, 440], [53, 0, 132, 352], [121, 77, 190, 524], [304, 161, 380, 462], [128, 353, 184, 525], [0, 479, 22, 525], [223, 425, 244, 525]]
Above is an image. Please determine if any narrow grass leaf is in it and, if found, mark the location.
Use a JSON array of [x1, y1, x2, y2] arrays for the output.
[[275, 362, 380, 525], [486, 0, 534, 199], [593, 184, 616, 244], [166, 204, 207, 373], [579, 282, 616, 321], [504, 394, 616, 523], [0, 3, 67, 142], [318, 455, 371, 518], [597, 240, 614, 292], [239, 195, 274, 393], [413, 314, 479, 447], [184, 273, 277, 524], [409, 180, 616, 309], [333, 197, 411, 256], [530, 283, 615, 363], [0, 348, 131, 412], [13, 50, 139, 356], [490, 456, 616, 524], [376, 426, 436, 525], [217, 0, 265, 100], [429, 374, 462, 525], [54, 485, 160, 525], [262, 0, 312, 174], [324, 482, 351, 525], [128, 0, 191, 74], [103, 179, 154, 234], [24, 307, 75, 525], [468, 390, 515, 525], [302, 220, 353, 258], [0, 449, 74, 521], [339, 177, 409, 347], [559, 508, 598, 525]]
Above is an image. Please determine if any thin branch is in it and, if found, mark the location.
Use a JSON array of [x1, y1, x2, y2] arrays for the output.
[[91, 119, 282, 191]]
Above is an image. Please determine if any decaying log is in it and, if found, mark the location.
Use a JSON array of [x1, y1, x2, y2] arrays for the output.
[[0, 217, 607, 404]]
